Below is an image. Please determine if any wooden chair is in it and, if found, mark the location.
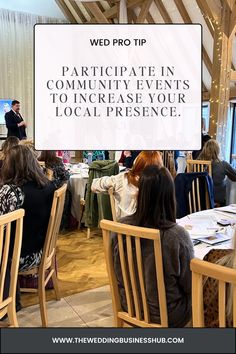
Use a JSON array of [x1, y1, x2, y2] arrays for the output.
[[191, 258, 236, 327], [38, 161, 45, 168], [37, 161, 53, 181], [186, 159, 212, 177], [45, 168, 53, 181], [188, 175, 212, 214], [100, 219, 168, 327], [19, 184, 67, 327], [161, 151, 176, 177], [108, 187, 117, 222], [0, 209, 25, 327]]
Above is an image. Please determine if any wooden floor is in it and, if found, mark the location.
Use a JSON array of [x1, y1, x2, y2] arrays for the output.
[[21, 228, 109, 308]]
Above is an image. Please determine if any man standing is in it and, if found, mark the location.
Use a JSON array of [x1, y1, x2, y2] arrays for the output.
[[5, 100, 27, 139]]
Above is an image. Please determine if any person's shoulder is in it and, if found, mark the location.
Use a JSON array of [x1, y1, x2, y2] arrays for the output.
[[203, 248, 232, 263], [118, 214, 136, 225], [4, 110, 13, 117], [163, 223, 191, 244], [221, 160, 231, 168], [0, 184, 23, 199]]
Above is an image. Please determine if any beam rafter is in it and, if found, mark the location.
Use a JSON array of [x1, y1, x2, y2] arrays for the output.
[[83, 2, 109, 23], [154, 0, 172, 23], [136, 0, 153, 23], [55, 0, 77, 23], [172, 0, 213, 77]]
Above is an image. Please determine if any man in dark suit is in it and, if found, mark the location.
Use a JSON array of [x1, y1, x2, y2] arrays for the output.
[[5, 100, 27, 139]]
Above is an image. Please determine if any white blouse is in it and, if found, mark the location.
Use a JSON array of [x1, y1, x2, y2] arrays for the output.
[[91, 172, 138, 220]]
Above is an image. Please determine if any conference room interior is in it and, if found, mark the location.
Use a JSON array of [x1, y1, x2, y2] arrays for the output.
[[1, 0, 236, 329]]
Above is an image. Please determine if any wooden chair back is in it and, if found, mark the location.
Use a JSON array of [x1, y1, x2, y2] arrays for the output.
[[19, 185, 67, 327], [108, 187, 117, 222], [45, 168, 54, 181], [161, 151, 176, 177], [40, 184, 67, 272], [186, 159, 212, 177], [0, 209, 24, 327], [38, 161, 45, 168], [191, 258, 236, 327], [100, 219, 168, 328], [188, 176, 211, 214], [38, 161, 54, 181]]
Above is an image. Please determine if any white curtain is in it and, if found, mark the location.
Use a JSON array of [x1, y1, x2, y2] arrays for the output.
[[0, 8, 65, 138]]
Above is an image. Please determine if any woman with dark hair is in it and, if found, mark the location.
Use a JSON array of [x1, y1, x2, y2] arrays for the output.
[[112, 165, 194, 327], [38, 150, 69, 187], [0, 145, 56, 271]]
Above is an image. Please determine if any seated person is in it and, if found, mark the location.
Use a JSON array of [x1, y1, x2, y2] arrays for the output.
[[38, 150, 70, 188], [91, 151, 163, 220], [0, 145, 56, 272], [19, 139, 39, 158], [0, 136, 19, 168], [203, 228, 236, 327], [118, 150, 141, 169], [112, 165, 194, 327], [198, 139, 236, 206]]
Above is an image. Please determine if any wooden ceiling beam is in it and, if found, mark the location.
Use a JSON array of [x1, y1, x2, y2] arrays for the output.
[[146, 12, 155, 23], [171, 0, 213, 76], [136, 0, 153, 23], [86, 0, 143, 23], [55, 0, 77, 23], [83, 3, 97, 22], [205, 0, 221, 23], [84, 2, 109, 23], [68, 0, 87, 22], [195, 0, 217, 28], [195, 0, 214, 37], [154, 0, 172, 23], [173, 0, 191, 23]]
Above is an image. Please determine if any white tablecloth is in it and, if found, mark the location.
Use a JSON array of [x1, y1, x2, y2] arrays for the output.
[[178, 207, 236, 259], [67, 164, 89, 223], [226, 179, 236, 204]]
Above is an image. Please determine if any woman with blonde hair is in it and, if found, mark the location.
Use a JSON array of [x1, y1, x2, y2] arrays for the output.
[[0, 136, 19, 165], [198, 139, 236, 205], [203, 227, 236, 327], [91, 151, 163, 220]]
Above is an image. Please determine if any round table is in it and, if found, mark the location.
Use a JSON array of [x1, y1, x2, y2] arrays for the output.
[[67, 164, 89, 224], [178, 206, 236, 259]]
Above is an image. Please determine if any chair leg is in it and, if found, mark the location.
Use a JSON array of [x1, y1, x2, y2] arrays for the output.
[[114, 316, 124, 328], [87, 227, 91, 239], [7, 302, 18, 327], [38, 273, 48, 327], [52, 269, 61, 301]]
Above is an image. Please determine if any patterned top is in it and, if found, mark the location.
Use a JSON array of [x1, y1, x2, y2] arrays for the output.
[[46, 160, 70, 188], [203, 248, 233, 327], [0, 184, 24, 215]]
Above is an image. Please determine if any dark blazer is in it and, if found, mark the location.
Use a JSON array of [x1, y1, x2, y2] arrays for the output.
[[5, 110, 26, 139]]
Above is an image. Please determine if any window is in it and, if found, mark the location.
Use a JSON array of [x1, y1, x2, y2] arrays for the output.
[[202, 102, 210, 132]]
